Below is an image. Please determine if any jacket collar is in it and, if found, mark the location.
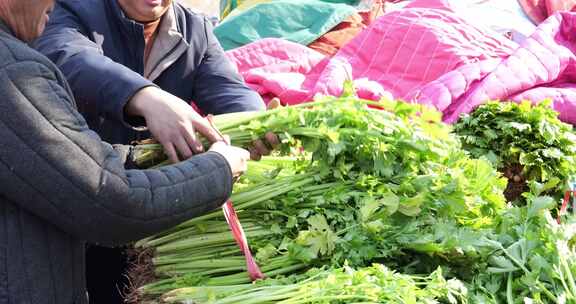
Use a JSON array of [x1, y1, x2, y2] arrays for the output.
[[107, 0, 183, 35], [105, 0, 188, 81], [0, 19, 17, 39], [107, 0, 145, 35], [144, 5, 189, 81], [0, 18, 34, 47]]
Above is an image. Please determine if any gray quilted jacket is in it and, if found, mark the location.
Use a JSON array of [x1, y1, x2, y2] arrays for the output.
[[0, 21, 232, 304]]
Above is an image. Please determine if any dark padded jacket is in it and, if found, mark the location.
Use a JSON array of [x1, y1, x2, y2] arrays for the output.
[[36, 0, 264, 144], [0, 22, 232, 304]]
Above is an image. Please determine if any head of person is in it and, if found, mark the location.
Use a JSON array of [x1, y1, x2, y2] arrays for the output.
[[0, 0, 54, 42], [118, 0, 173, 23]]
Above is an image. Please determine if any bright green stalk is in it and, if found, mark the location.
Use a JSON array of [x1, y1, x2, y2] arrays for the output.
[[157, 229, 272, 254], [154, 247, 241, 266]]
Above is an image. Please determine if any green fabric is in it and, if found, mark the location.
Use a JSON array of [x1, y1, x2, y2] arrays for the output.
[[214, 0, 358, 50]]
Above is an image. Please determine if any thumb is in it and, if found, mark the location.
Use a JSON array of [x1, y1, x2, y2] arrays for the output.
[[267, 97, 282, 110], [222, 134, 231, 145], [195, 119, 224, 143]]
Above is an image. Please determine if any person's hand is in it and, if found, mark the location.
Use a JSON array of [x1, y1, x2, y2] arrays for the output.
[[209, 141, 250, 178], [267, 97, 282, 110], [248, 98, 282, 160], [248, 132, 280, 161], [125, 86, 220, 163]]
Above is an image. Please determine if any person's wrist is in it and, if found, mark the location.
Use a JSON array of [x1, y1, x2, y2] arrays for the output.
[[209, 146, 244, 179], [211, 150, 240, 177], [126, 87, 154, 116]]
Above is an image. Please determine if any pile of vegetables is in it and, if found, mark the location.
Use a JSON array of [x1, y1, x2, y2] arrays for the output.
[[128, 95, 576, 303], [151, 190, 576, 303], [469, 184, 576, 303], [453, 100, 576, 202], [161, 265, 468, 303]]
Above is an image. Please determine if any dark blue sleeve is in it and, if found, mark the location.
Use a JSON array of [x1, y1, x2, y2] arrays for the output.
[[192, 17, 265, 114], [0, 60, 233, 245], [35, 2, 154, 127]]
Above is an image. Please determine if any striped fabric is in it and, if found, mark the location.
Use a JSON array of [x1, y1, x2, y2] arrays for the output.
[[219, 0, 364, 19], [219, 0, 236, 19], [220, 0, 269, 19]]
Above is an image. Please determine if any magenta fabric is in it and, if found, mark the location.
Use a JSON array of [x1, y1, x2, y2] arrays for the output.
[[227, 0, 576, 125], [416, 11, 576, 124], [226, 0, 515, 104], [226, 38, 328, 103], [518, 0, 576, 24]]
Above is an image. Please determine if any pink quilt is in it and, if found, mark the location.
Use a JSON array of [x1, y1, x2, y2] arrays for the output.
[[519, 0, 576, 23], [415, 11, 576, 124], [226, 0, 576, 124]]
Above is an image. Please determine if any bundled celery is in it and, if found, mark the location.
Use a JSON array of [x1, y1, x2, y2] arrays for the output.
[[162, 264, 467, 304], [130, 94, 576, 303], [130, 93, 512, 303]]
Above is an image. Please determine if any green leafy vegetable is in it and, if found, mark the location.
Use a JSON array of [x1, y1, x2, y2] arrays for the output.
[[454, 100, 576, 202]]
